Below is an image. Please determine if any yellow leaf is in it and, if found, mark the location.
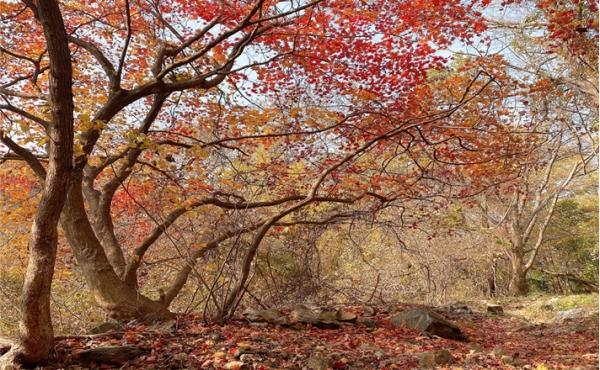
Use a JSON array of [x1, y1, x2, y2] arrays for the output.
[[74, 143, 84, 157], [199, 150, 210, 158], [78, 113, 91, 122]]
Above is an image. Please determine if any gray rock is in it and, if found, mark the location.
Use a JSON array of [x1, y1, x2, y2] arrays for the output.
[[443, 301, 473, 315], [356, 317, 379, 328], [553, 308, 590, 324], [308, 353, 332, 370], [78, 345, 144, 364], [88, 322, 124, 334], [319, 310, 340, 321], [148, 320, 176, 332], [249, 322, 268, 328], [487, 304, 504, 315], [290, 306, 320, 322], [291, 306, 340, 329], [274, 316, 292, 327], [337, 311, 357, 323], [469, 344, 484, 354], [418, 350, 455, 368], [363, 305, 378, 316], [390, 309, 466, 341], [210, 332, 224, 343], [491, 346, 509, 358], [501, 355, 515, 365], [242, 308, 281, 323]]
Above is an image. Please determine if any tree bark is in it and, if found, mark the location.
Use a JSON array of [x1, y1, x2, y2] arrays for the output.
[[507, 247, 530, 296], [60, 181, 175, 323], [2, 0, 74, 366]]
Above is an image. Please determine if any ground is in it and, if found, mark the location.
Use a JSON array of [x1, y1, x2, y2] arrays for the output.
[[1, 295, 598, 369]]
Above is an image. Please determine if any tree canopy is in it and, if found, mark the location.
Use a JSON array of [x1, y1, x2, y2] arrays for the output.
[[0, 0, 597, 367]]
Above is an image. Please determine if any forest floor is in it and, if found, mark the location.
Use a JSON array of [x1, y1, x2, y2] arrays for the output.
[[1, 295, 598, 369]]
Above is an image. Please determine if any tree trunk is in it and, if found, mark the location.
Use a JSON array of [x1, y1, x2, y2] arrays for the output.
[[60, 182, 175, 323], [1, 0, 74, 366], [487, 262, 497, 297], [507, 249, 530, 295]]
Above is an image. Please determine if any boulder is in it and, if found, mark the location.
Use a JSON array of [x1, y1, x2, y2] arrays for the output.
[[552, 308, 591, 324], [88, 322, 124, 334], [317, 308, 356, 323], [443, 301, 473, 315], [77, 345, 144, 364], [390, 309, 466, 341], [418, 349, 455, 368], [274, 316, 293, 327], [319, 310, 340, 321], [242, 308, 282, 323], [307, 353, 332, 370], [491, 346, 509, 358], [363, 305, 379, 316], [148, 320, 176, 333], [487, 304, 504, 315], [290, 306, 320, 322], [290, 306, 340, 329], [337, 310, 357, 323], [356, 317, 379, 328]]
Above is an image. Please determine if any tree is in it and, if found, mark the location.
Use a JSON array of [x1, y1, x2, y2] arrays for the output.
[[0, 0, 74, 366], [481, 0, 598, 110], [452, 0, 599, 295], [1, 0, 539, 364]]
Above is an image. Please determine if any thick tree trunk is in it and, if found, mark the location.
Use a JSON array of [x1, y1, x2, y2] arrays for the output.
[[1, 0, 74, 366], [507, 248, 530, 296], [61, 182, 175, 323]]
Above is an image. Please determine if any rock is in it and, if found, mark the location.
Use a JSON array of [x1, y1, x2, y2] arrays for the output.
[[541, 303, 555, 311], [552, 308, 590, 324], [390, 309, 466, 341], [88, 322, 124, 334], [501, 355, 515, 365], [491, 346, 509, 358], [313, 321, 341, 330], [418, 350, 455, 368], [77, 345, 144, 364], [291, 306, 340, 329], [148, 320, 176, 332], [469, 344, 484, 354], [290, 306, 319, 322], [385, 305, 399, 314], [339, 311, 357, 323], [308, 353, 332, 370], [210, 332, 224, 343], [249, 322, 268, 328], [317, 309, 356, 323], [274, 316, 292, 327], [356, 317, 379, 328], [363, 305, 378, 316], [487, 304, 504, 315], [223, 361, 245, 369], [242, 308, 281, 323], [319, 310, 340, 321], [443, 301, 473, 315], [516, 323, 547, 332]]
